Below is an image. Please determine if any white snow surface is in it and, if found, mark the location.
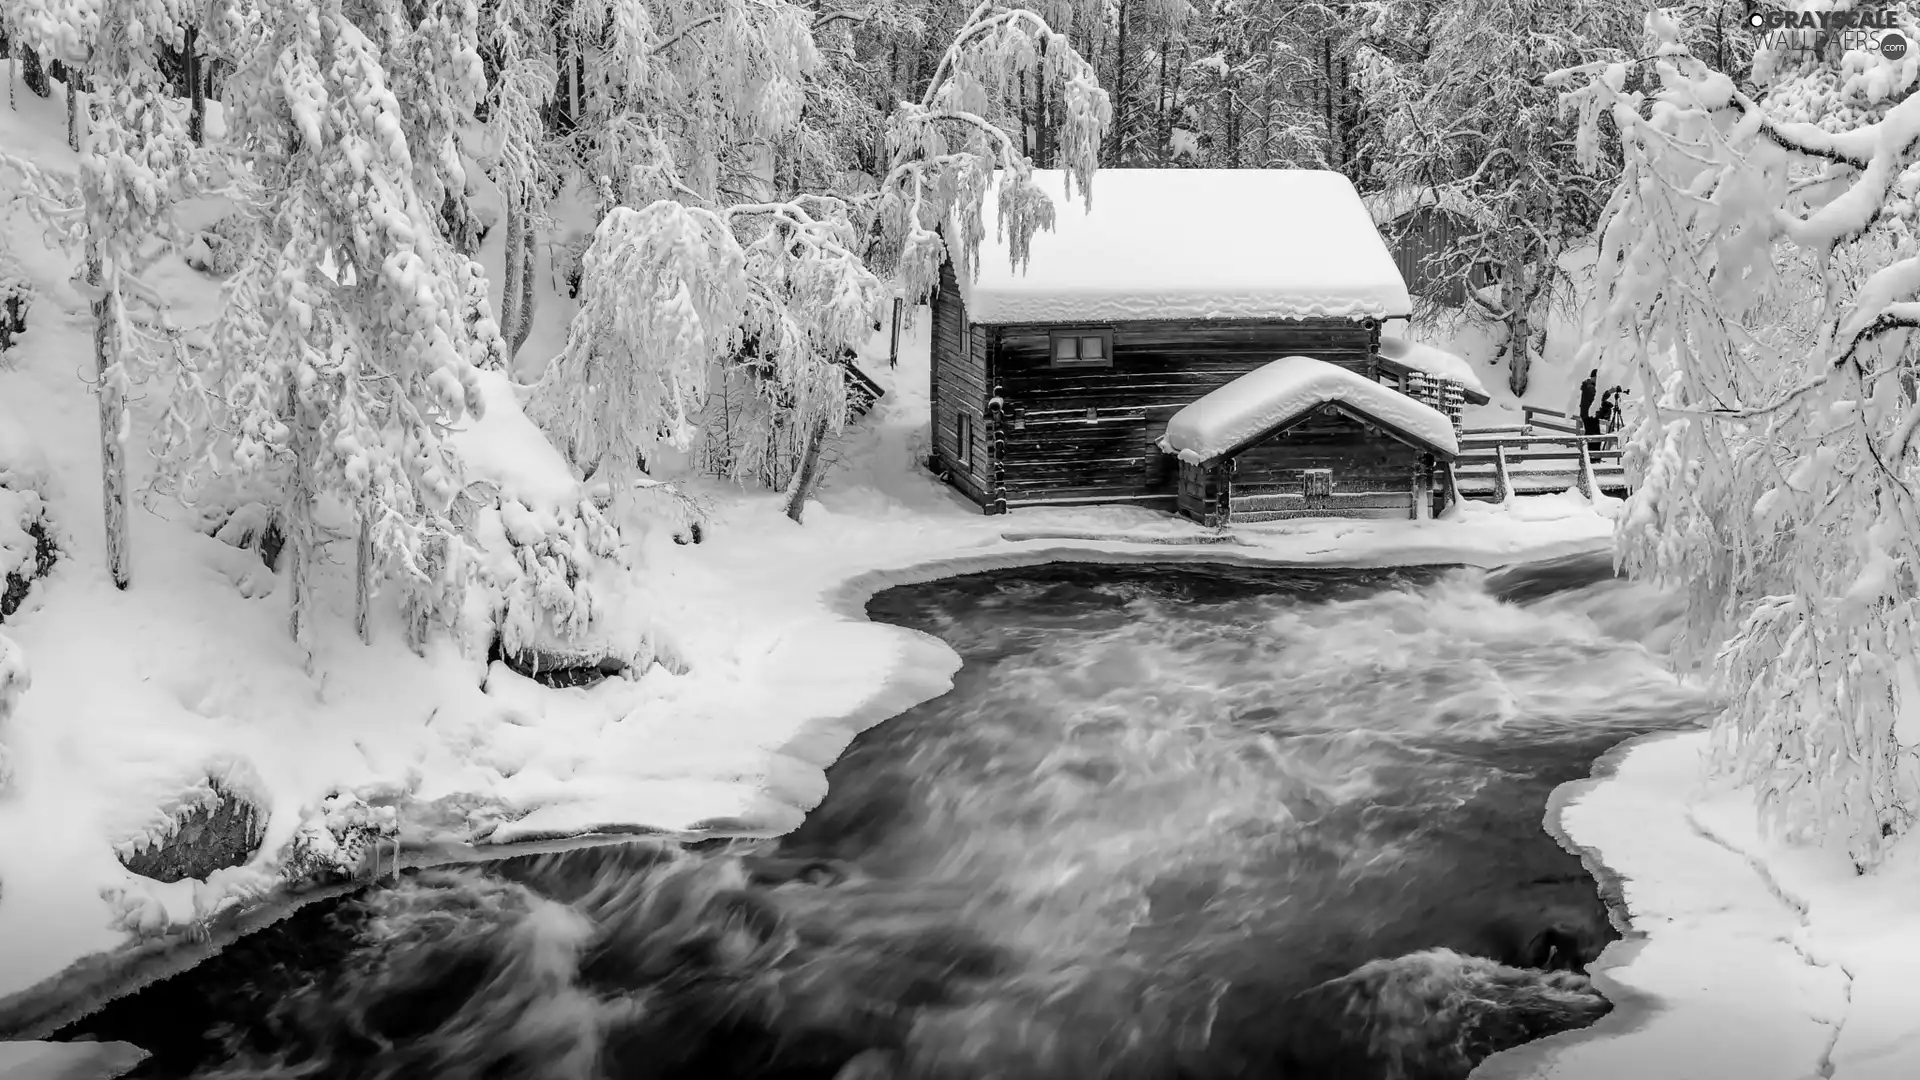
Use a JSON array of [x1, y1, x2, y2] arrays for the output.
[[958, 169, 1414, 324], [1477, 730, 1911, 1080], [0, 1040, 146, 1080], [1159, 355, 1459, 465], [1378, 334, 1488, 397]]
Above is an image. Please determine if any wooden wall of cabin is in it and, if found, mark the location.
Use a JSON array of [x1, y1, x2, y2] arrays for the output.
[[1226, 409, 1424, 520], [928, 260, 994, 507], [989, 319, 1379, 509]]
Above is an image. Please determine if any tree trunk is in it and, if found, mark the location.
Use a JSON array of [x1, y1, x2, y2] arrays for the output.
[[66, 71, 81, 152], [1504, 250, 1532, 397], [513, 211, 536, 357], [81, 88, 128, 591], [1036, 35, 1053, 168], [91, 265, 130, 590], [354, 501, 373, 644], [781, 414, 833, 523], [187, 28, 205, 146], [20, 48, 49, 98], [501, 189, 528, 363], [1109, 0, 1131, 165]]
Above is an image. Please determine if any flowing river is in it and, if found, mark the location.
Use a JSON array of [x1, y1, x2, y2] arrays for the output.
[[63, 553, 1713, 1080]]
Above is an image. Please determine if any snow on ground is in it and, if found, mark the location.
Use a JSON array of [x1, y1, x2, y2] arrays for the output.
[[1160, 354, 1460, 462], [1474, 732, 1863, 1080], [0, 1039, 146, 1080], [1481, 727, 1920, 1080], [959, 169, 1412, 324]]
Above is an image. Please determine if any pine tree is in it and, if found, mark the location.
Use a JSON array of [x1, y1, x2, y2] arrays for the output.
[[163, 0, 497, 652]]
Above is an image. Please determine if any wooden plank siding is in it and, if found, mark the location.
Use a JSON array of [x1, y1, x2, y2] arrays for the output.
[[1172, 408, 1431, 525], [928, 259, 994, 506], [988, 319, 1380, 509]]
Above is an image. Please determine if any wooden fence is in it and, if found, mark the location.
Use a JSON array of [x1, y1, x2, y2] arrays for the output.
[[1450, 409, 1632, 504]]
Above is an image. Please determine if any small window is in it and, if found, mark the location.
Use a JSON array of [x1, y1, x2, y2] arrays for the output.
[[1048, 328, 1114, 369], [955, 412, 974, 467]]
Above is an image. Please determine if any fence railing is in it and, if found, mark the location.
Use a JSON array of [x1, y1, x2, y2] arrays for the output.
[[1453, 426, 1631, 502]]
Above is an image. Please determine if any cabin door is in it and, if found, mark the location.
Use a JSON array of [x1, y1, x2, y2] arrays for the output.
[[1302, 468, 1333, 509]]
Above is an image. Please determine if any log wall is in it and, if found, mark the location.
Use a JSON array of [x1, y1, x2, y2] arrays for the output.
[[990, 319, 1379, 510], [928, 260, 994, 506]]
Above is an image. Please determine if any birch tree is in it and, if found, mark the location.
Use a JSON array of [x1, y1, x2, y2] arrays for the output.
[[1558, 5, 1920, 867]]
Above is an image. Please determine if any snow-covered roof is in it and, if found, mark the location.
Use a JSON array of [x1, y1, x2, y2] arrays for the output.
[[1363, 183, 1496, 228], [958, 169, 1413, 325], [1377, 334, 1489, 401], [1158, 355, 1459, 465]]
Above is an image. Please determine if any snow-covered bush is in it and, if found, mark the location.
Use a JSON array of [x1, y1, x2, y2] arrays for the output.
[[1558, 6, 1920, 867], [182, 212, 252, 277], [281, 789, 402, 886], [0, 632, 27, 792], [0, 249, 29, 355], [1, 407, 56, 623]]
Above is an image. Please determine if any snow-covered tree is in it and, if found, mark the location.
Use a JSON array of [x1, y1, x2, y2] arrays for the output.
[[7, 0, 207, 589], [1558, 4, 1920, 867], [531, 1, 1108, 520], [1355, 0, 1642, 395], [871, 1, 1110, 305], [160, 0, 497, 651]]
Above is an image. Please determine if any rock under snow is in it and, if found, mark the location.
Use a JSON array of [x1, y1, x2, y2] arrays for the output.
[[958, 169, 1413, 325], [1159, 355, 1460, 465]]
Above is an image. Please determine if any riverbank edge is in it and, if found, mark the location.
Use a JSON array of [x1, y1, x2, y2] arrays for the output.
[[1470, 729, 1691, 1080], [0, 523, 1614, 1050]]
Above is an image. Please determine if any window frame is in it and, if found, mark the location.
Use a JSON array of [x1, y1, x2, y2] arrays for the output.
[[1047, 327, 1116, 369], [954, 411, 974, 468]]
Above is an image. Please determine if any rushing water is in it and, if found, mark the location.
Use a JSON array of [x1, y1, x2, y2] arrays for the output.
[[64, 554, 1714, 1080]]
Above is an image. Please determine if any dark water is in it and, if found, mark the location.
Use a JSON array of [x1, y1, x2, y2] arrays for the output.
[[63, 555, 1712, 1080]]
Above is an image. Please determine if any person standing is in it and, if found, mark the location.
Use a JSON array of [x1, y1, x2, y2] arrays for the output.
[[1578, 370, 1601, 437]]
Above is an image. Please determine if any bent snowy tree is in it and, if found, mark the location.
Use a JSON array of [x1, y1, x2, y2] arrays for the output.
[[532, 1, 1110, 521], [1558, 9, 1920, 866]]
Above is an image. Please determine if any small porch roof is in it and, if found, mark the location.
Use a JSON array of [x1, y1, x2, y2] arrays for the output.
[[1158, 355, 1459, 466]]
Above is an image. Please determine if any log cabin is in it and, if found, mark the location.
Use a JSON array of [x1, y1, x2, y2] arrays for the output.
[[926, 168, 1491, 517]]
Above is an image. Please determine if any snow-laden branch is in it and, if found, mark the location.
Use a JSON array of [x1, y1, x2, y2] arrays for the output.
[[1560, 7, 1920, 867]]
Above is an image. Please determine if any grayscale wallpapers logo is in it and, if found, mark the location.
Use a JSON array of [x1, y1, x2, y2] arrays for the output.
[[1746, 4, 1908, 59]]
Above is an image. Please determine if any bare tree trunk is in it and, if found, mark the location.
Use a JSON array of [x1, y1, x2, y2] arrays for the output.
[[187, 28, 205, 146], [501, 189, 532, 363], [1504, 250, 1532, 397], [354, 502, 373, 644], [80, 89, 129, 590], [513, 212, 536, 356], [781, 414, 833, 523], [90, 261, 130, 590], [66, 69, 80, 152], [1036, 35, 1053, 168], [1109, 0, 1131, 165]]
